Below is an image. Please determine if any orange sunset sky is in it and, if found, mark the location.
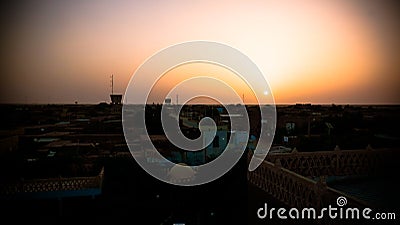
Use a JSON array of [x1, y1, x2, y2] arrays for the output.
[[1, 0, 399, 104]]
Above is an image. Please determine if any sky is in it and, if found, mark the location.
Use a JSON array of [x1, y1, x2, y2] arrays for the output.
[[1, 0, 399, 104]]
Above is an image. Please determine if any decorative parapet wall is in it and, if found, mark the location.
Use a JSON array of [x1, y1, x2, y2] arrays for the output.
[[0, 167, 104, 198], [247, 148, 398, 209]]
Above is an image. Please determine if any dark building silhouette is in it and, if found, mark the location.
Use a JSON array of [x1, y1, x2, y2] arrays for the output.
[[110, 94, 122, 105]]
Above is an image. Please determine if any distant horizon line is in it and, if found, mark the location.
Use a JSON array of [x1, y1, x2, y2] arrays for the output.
[[1, 102, 399, 106]]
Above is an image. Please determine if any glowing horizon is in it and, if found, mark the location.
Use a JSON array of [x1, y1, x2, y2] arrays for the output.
[[1, 0, 399, 104]]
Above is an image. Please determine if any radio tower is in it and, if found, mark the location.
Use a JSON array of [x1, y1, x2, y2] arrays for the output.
[[110, 74, 122, 105], [111, 74, 114, 94]]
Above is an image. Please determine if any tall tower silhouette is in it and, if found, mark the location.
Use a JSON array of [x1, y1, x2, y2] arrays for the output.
[[110, 74, 122, 105]]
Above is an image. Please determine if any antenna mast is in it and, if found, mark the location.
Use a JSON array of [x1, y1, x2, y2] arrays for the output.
[[111, 74, 114, 95]]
